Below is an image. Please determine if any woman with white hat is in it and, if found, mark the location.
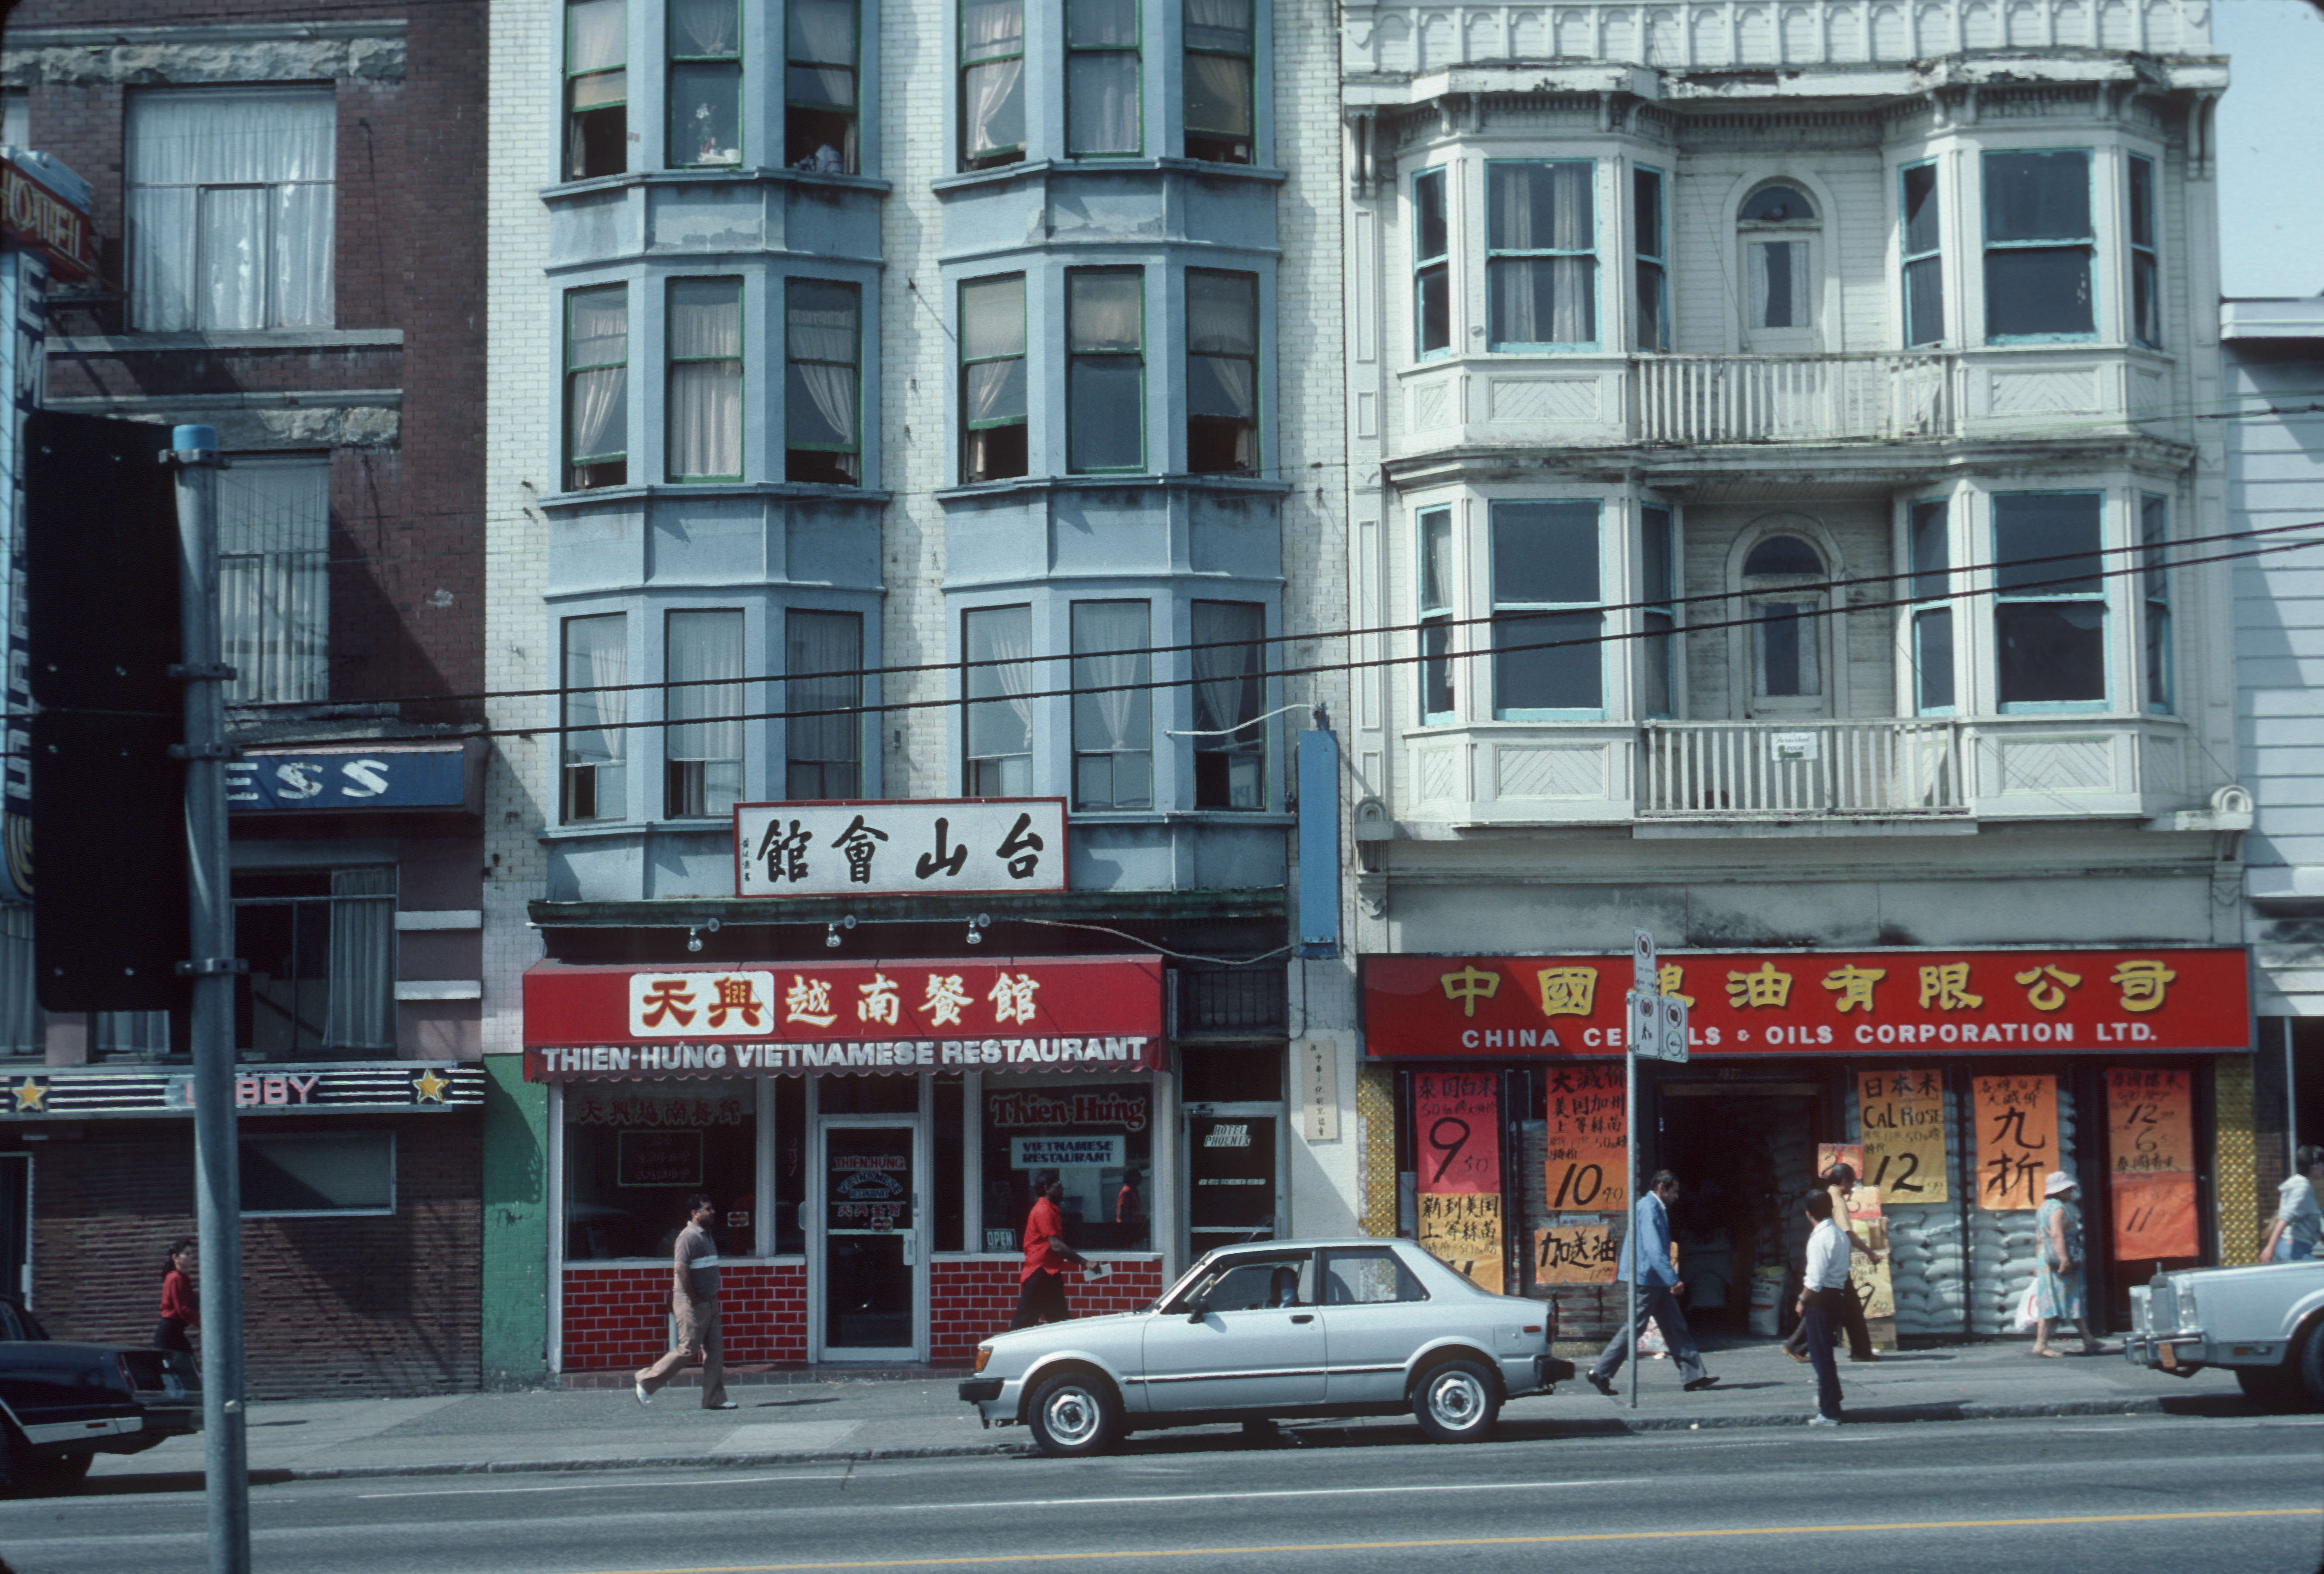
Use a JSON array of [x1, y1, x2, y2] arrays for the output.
[[2029, 1171, 2102, 1357]]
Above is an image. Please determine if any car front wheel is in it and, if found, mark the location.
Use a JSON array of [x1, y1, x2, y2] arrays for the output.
[[1026, 1370, 1123, 1457], [1411, 1358, 1500, 1444]]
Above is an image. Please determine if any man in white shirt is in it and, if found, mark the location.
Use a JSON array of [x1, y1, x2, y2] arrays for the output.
[[1797, 1189, 1850, 1427]]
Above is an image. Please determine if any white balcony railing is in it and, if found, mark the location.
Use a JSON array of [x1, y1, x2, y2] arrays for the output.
[[1635, 353, 1955, 446], [1640, 719, 1967, 818]]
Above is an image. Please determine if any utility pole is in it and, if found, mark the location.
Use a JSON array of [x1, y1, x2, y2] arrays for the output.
[[168, 424, 249, 1574]]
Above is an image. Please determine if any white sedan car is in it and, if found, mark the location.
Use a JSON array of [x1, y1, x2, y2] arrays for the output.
[[959, 1238, 1575, 1456]]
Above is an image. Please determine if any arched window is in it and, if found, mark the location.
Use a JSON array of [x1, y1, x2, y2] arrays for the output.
[[1738, 182, 1819, 349], [1737, 528, 1829, 717]]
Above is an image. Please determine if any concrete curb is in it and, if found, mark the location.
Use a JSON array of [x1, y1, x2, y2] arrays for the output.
[[258, 1395, 2200, 1481]]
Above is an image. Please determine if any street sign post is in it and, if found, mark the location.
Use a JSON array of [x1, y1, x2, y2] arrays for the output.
[[1626, 989, 1658, 1060], [1631, 928, 1656, 994], [1659, 994, 1690, 1065]]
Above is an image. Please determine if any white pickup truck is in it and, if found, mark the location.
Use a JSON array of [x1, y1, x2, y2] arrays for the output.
[[2124, 1260, 2324, 1411]]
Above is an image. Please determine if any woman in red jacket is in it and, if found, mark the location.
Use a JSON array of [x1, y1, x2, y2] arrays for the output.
[[154, 1238, 197, 1353]]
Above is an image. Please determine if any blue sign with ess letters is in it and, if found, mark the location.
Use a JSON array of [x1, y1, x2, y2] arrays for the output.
[[227, 744, 471, 813]]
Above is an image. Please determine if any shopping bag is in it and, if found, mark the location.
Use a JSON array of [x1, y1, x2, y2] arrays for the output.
[[2011, 1280, 2040, 1333]]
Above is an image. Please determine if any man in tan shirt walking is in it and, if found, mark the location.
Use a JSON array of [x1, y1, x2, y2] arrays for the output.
[[635, 1193, 736, 1410]]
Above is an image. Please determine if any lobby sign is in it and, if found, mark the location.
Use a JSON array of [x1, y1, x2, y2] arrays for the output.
[[734, 799, 1066, 897], [522, 957, 1164, 1080], [1363, 949, 2248, 1059]]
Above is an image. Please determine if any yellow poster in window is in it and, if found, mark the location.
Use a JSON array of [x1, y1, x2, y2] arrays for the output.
[[1532, 1223, 1618, 1285], [1417, 1191, 1504, 1295], [1857, 1068, 1950, 1204]]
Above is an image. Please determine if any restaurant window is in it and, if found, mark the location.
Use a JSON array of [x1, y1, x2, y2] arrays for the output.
[[664, 609, 744, 819], [1638, 505, 1675, 718], [667, 278, 744, 482], [230, 868, 395, 1061], [2142, 494, 2171, 713], [1068, 0, 1140, 156], [242, 1132, 395, 1216], [1993, 491, 2106, 710], [218, 455, 329, 706], [961, 274, 1028, 483], [1183, 0, 1253, 164], [564, 1082, 756, 1260], [1068, 269, 1145, 473], [786, 609, 863, 797], [787, 0, 859, 172], [1634, 167, 1668, 352], [786, 279, 862, 484], [127, 87, 335, 331], [1071, 600, 1153, 810], [1187, 269, 1258, 475], [1191, 600, 1264, 809], [1487, 161, 1596, 350], [961, 0, 1026, 170], [1910, 498, 1955, 715], [1490, 500, 1602, 718], [1418, 507, 1455, 722], [1983, 150, 2095, 341], [562, 612, 629, 822], [566, 284, 629, 490], [2128, 155, 2160, 350], [1414, 168, 1450, 357], [566, 0, 628, 179], [669, 0, 741, 167], [982, 1083, 1153, 1253], [964, 604, 1034, 795], [1902, 161, 1944, 347]]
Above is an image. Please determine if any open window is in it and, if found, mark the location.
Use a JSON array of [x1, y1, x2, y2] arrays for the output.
[[964, 604, 1033, 795], [565, 0, 628, 180], [1183, 0, 1253, 164], [787, 0, 859, 171], [565, 284, 628, 490], [1191, 600, 1264, 809], [961, 0, 1026, 169], [1187, 270, 1258, 475], [562, 612, 629, 822], [786, 279, 861, 484], [1739, 182, 1818, 350], [960, 274, 1028, 482]]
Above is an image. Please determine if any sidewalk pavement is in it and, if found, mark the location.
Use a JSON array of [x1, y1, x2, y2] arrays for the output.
[[88, 1338, 2253, 1485]]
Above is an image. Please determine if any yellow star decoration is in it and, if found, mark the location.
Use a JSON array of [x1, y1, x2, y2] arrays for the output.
[[10, 1078, 47, 1113], [410, 1068, 449, 1104]]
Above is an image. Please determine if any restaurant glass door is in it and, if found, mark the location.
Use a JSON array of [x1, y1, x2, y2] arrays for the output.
[[816, 1120, 922, 1360]]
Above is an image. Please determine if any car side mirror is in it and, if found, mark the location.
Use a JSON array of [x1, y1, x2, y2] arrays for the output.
[[1186, 1295, 1210, 1324]]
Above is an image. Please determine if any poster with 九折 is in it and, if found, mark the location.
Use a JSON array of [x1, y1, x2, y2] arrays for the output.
[[1972, 1074, 2057, 1211], [1857, 1068, 1950, 1204]]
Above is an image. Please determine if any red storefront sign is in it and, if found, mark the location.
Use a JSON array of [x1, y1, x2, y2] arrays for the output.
[[523, 956, 1164, 1080], [1363, 948, 2248, 1059]]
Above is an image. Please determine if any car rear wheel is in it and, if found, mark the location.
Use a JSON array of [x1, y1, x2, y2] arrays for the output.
[[1411, 1358, 1500, 1444], [1026, 1370, 1123, 1457], [2299, 1321, 2324, 1411], [2235, 1364, 2307, 1413]]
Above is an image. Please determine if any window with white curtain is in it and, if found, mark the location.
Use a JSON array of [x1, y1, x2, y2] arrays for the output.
[[669, 0, 741, 167], [787, 0, 860, 171], [786, 610, 863, 798], [961, 274, 1028, 482], [665, 609, 744, 818], [566, 284, 629, 490], [1187, 270, 1257, 475], [127, 88, 335, 332], [1071, 600, 1152, 810], [961, 0, 1026, 169], [1418, 507, 1455, 722], [231, 867, 395, 1061], [1184, 0, 1253, 164], [563, 613, 629, 822], [1068, 0, 1140, 157], [964, 605, 1033, 796], [1490, 501, 1602, 718], [218, 454, 330, 706], [786, 279, 861, 484], [567, 0, 628, 179], [1487, 161, 1596, 350], [1068, 269, 1144, 473], [1191, 600, 1263, 810], [667, 277, 743, 481]]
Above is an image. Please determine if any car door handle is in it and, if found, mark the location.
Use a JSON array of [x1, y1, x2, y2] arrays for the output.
[[1290, 1314, 1315, 1324]]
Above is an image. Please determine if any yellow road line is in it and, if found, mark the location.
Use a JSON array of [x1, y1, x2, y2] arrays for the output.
[[574, 1508, 2324, 1574]]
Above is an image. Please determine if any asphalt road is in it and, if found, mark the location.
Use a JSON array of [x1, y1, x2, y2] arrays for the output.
[[3, 1412, 2320, 1574]]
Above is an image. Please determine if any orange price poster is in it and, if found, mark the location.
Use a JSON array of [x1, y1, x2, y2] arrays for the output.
[[1534, 1223, 1617, 1285], [1972, 1074, 2057, 1211], [1543, 1063, 1627, 1213], [1414, 1071, 1500, 1194], [2112, 1171, 2198, 1260], [2107, 1068, 2197, 1261], [1857, 1068, 1950, 1204]]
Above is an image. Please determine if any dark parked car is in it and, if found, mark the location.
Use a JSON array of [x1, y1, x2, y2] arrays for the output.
[[0, 1297, 201, 1492]]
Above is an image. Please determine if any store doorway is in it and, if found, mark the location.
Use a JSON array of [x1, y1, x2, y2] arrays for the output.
[[0, 1154, 25, 1306], [814, 1119, 922, 1361], [1657, 1082, 1824, 1338]]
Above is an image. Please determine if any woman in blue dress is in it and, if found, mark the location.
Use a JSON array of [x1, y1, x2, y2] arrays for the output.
[[2030, 1171, 2102, 1356]]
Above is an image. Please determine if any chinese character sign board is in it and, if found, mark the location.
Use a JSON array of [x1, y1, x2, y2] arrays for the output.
[[735, 799, 1066, 897], [1856, 1069, 1950, 1204], [1842, 1184, 1896, 1320], [1418, 1192, 1504, 1296], [1543, 1063, 1627, 1213], [1363, 950, 2247, 1058], [1414, 1073, 1503, 1293], [1972, 1075, 2057, 1211], [2106, 1068, 2198, 1260], [1533, 1223, 1618, 1285]]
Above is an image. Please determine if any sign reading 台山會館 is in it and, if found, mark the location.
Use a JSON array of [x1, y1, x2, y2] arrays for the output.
[[228, 742, 475, 813], [734, 798, 1065, 897]]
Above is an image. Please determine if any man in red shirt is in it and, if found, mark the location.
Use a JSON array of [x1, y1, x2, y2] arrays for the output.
[[1009, 1174, 1097, 1330]]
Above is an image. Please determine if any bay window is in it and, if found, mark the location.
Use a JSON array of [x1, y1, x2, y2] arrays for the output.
[[1902, 161, 1944, 347], [1992, 492, 2105, 710], [1068, 269, 1145, 473], [961, 0, 1026, 169], [1909, 498, 1955, 714], [1071, 600, 1153, 810], [786, 610, 864, 797], [566, 0, 628, 180], [667, 278, 743, 481], [563, 613, 629, 822], [961, 274, 1028, 482], [665, 609, 744, 819], [1184, 0, 1253, 164], [2128, 156, 2160, 349], [668, 0, 741, 167], [1486, 161, 1596, 350], [1418, 507, 1455, 722], [565, 283, 629, 490], [1414, 168, 1449, 357], [786, 278, 862, 484], [787, 0, 859, 171], [1490, 501, 1601, 717], [1187, 270, 1258, 475], [1983, 151, 2094, 341], [1068, 0, 1140, 157], [1191, 600, 1264, 809], [964, 605, 1033, 795], [1634, 168, 1668, 352]]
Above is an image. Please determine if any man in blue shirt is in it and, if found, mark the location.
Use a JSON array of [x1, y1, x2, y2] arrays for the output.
[[1587, 1170, 1720, 1396]]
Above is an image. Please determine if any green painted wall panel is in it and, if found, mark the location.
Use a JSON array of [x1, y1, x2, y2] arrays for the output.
[[481, 1056, 550, 1387]]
